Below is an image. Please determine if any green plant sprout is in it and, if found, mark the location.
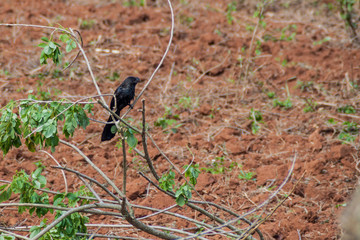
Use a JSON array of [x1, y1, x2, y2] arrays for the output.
[[296, 80, 314, 92], [337, 0, 358, 39], [107, 71, 120, 82], [226, 2, 237, 24], [337, 105, 356, 114], [249, 108, 263, 134], [338, 121, 359, 143], [78, 19, 96, 29], [273, 98, 292, 110], [266, 91, 275, 98], [238, 170, 256, 181], [313, 36, 331, 45], [303, 99, 317, 113], [201, 156, 238, 174]]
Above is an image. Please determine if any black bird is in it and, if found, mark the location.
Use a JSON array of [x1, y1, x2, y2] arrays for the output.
[[101, 76, 140, 142]]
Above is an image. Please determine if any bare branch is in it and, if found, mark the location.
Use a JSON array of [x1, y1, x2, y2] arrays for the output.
[[121, 0, 174, 118], [40, 150, 68, 193]]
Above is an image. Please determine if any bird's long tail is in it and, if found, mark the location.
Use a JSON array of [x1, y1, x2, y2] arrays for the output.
[[101, 115, 117, 141]]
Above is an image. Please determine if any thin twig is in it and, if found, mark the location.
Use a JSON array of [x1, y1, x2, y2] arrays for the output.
[[0, 228, 30, 240], [241, 171, 305, 239], [146, 133, 215, 214], [192, 53, 230, 85], [78, 175, 103, 203], [179, 153, 297, 240], [121, 0, 174, 118], [39, 150, 68, 193], [32, 203, 122, 240], [138, 172, 248, 239], [59, 139, 126, 200], [68, 28, 106, 106], [51, 165, 120, 203], [141, 99, 159, 180]]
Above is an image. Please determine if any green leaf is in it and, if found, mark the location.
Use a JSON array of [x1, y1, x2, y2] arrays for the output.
[[41, 37, 49, 42], [66, 192, 78, 201], [0, 185, 12, 202], [48, 41, 57, 49], [43, 120, 57, 138], [66, 44, 72, 53], [59, 34, 69, 43], [71, 40, 77, 49], [29, 225, 41, 238], [44, 45, 52, 55], [37, 175, 47, 188], [32, 167, 43, 179], [38, 42, 47, 48], [125, 131, 137, 148], [175, 193, 186, 207]]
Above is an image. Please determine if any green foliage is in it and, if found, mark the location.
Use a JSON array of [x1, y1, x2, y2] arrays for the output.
[[38, 31, 77, 66], [184, 164, 201, 185], [327, 118, 337, 124], [176, 96, 198, 110], [249, 108, 263, 134], [350, 81, 359, 89], [337, 0, 357, 28], [0, 98, 92, 155], [154, 106, 182, 133], [281, 59, 288, 67], [0, 163, 91, 239], [123, 0, 146, 7], [174, 164, 200, 206], [279, 24, 297, 41], [266, 91, 275, 98], [338, 121, 359, 143], [0, 234, 15, 240], [78, 19, 96, 29], [273, 98, 292, 110], [154, 118, 177, 130], [303, 99, 317, 113], [265, 24, 297, 42], [0, 162, 49, 216], [124, 128, 138, 149], [313, 36, 331, 45], [179, 14, 194, 26], [107, 71, 120, 82], [38, 37, 62, 65], [175, 184, 192, 207], [159, 164, 201, 207], [238, 170, 256, 181], [255, 39, 262, 55], [296, 80, 314, 92], [0, 69, 10, 76], [201, 156, 238, 174], [159, 170, 176, 191], [0, 105, 22, 155], [226, 1, 237, 24], [337, 105, 356, 114], [59, 34, 77, 53], [253, 1, 268, 29]]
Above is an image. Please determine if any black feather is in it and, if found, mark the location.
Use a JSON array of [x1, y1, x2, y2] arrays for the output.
[[101, 76, 140, 142]]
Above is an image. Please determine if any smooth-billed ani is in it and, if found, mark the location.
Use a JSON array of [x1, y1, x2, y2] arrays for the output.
[[101, 76, 140, 142]]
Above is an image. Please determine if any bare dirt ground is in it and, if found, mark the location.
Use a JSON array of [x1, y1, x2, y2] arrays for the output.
[[0, 0, 359, 239]]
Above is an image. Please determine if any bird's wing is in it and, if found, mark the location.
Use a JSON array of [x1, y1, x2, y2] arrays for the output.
[[110, 86, 131, 114]]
